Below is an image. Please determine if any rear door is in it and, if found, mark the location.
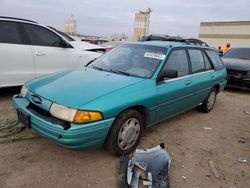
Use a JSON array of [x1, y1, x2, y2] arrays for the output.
[[187, 49, 215, 104], [0, 20, 34, 87], [156, 49, 197, 122], [21, 23, 78, 78]]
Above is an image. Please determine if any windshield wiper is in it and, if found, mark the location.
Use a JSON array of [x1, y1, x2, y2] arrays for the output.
[[85, 58, 97, 67], [109, 69, 131, 76]]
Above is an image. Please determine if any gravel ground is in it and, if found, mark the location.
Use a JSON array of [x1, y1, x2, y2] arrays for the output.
[[0, 87, 249, 188]]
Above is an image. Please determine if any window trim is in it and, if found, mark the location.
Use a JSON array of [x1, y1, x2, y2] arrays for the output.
[[163, 70, 215, 83]]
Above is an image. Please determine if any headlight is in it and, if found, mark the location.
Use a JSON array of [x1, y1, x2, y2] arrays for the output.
[[49, 103, 103, 124], [20, 85, 28, 97]]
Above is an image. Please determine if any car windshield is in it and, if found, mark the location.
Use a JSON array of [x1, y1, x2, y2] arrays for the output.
[[88, 44, 167, 78], [223, 48, 250, 60]]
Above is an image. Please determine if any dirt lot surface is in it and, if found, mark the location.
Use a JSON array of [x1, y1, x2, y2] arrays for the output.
[[0, 87, 249, 188]]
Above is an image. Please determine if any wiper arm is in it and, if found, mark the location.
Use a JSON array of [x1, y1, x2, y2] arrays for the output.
[[92, 65, 103, 71], [109, 69, 131, 76], [85, 58, 97, 67]]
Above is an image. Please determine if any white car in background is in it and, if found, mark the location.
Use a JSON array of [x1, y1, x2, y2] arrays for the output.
[[0, 17, 105, 88]]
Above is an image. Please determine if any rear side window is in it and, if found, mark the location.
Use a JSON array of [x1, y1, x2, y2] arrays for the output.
[[0, 21, 23, 44], [188, 49, 205, 73], [163, 49, 189, 77], [205, 50, 224, 70], [203, 52, 212, 70], [22, 24, 62, 47]]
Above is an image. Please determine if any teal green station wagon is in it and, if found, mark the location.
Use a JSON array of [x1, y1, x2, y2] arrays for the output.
[[13, 41, 227, 155]]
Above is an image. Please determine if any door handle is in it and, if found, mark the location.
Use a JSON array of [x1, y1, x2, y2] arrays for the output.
[[35, 52, 46, 56], [185, 80, 192, 86]]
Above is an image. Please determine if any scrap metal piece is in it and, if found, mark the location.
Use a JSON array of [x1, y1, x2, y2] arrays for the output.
[[127, 160, 134, 185]]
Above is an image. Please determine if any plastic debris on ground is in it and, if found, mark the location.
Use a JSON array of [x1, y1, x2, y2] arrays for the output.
[[119, 143, 171, 188], [208, 160, 220, 179], [237, 157, 247, 163]]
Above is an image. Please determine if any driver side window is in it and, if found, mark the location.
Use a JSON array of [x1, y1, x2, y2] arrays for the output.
[[163, 49, 189, 77]]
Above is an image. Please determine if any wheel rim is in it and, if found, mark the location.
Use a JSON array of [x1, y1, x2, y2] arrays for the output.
[[117, 118, 141, 151], [207, 91, 216, 110]]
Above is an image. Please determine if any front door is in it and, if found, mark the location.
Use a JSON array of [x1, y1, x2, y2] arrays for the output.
[[156, 49, 197, 122]]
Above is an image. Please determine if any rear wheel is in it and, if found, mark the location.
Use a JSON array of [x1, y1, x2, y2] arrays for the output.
[[198, 88, 217, 113], [105, 109, 143, 156]]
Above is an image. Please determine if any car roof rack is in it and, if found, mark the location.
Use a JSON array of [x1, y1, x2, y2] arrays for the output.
[[140, 34, 209, 47], [0, 16, 37, 23]]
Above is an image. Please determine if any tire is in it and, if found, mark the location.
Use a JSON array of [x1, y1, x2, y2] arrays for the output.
[[198, 88, 217, 113], [105, 109, 144, 156]]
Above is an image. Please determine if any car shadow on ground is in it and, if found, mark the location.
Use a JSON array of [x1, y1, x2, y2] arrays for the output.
[[0, 86, 21, 98], [224, 87, 250, 95]]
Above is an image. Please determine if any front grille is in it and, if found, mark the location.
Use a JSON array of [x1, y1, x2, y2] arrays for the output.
[[26, 102, 71, 130], [27, 102, 50, 117]]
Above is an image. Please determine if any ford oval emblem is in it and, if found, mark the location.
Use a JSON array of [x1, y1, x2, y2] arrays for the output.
[[31, 95, 42, 104]]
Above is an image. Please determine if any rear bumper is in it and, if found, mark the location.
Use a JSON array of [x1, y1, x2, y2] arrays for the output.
[[13, 95, 114, 150], [218, 80, 227, 92]]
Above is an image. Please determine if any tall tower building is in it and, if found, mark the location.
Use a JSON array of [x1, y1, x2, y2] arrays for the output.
[[64, 14, 76, 36], [134, 8, 152, 41]]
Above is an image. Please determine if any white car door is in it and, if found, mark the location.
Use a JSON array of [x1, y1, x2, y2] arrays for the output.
[[21, 23, 78, 78], [0, 20, 34, 87]]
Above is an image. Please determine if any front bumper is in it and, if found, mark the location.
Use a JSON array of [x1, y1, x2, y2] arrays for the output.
[[13, 95, 115, 150], [227, 75, 250, 90]]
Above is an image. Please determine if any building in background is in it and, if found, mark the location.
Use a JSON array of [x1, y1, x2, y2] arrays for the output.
[[64, 14, 77, 36], [199, 21, 250, 48], [134, 8, 152, 41]]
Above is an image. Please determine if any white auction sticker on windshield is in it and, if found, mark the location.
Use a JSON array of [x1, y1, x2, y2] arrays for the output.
[[144, 52, 166, 60]]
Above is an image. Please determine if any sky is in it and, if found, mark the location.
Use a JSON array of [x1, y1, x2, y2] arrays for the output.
[[1, 0, 250, 39]]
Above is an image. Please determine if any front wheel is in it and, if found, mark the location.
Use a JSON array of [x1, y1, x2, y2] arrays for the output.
[[105, 110, 144, 156], [198, 88, 217, 113]]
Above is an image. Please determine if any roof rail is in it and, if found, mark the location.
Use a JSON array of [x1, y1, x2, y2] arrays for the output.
[[140, 34, 209, 46], [0, 16, 37, 23]]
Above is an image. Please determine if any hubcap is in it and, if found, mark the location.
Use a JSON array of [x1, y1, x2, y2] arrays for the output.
[[117, 118, 140, 151], [207, 91, 216, 110]]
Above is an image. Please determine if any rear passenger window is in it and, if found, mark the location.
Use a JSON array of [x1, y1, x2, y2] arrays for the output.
[[205, 50, 224, 70], [163, 50, 189, 77], [203, 52, 212, 70], [0, 21, 23, 44], [23, 24, 62, 47], [188, 49, 205, 73]]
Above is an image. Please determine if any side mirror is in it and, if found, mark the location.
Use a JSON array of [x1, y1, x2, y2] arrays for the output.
[[157, 69, 178, 82], [60, 40, 71, 48]]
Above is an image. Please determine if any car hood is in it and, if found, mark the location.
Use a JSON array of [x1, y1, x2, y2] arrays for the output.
[[222, 58, 250, 70], [69, 41, 104, 51], [26, 68, 145, 108]]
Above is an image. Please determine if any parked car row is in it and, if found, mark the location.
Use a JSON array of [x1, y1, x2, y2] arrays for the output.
[[0, 16, 105, 88], [0, 16, 247, 155]]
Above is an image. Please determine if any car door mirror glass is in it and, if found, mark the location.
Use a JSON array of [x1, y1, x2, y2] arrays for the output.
[[157, 69, 177, 82]]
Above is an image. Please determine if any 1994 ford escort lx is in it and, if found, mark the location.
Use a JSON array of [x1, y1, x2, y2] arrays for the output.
[[13, 41, 227, 155]]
